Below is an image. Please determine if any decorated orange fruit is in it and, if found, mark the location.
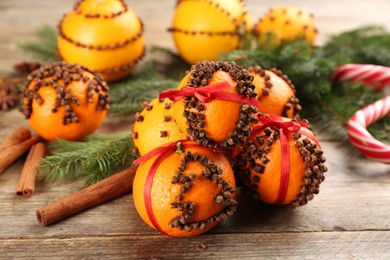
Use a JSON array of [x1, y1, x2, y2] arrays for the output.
[[255, 6, 317, 46], [132, 98, 187, 156], [164, 60, 258, 149], [233, 114, 327, 207], [169, 0, 253, 64], [57, 0, 145, 81], [133, 140, 237, 236], [20, 61, 109, 141], [248, 66, 301, 118]]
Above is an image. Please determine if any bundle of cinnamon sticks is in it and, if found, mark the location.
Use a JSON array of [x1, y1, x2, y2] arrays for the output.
[[0, 127, 45, 198]]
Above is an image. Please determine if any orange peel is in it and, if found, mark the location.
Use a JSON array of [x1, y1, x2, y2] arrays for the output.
[[255, 6, 317, 46], [133, 142, 236, 236], [57, 0, 145, 81], [20, 61, 109, 141], [233, 114, 327, 207], [169, 0, 253, 64]]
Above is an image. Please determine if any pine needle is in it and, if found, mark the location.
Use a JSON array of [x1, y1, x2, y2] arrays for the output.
[[322, 25, 390, 65], [39, 134, 137, 186], [109, 78, 178, 116], [304, 83, 390, 142], [18, 25, 58, 62]]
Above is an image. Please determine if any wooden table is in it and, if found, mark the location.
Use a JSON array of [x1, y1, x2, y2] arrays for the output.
[[1, 0, 390, 259]]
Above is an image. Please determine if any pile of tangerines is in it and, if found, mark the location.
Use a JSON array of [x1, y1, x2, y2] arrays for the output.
[[20, 59, 327, 238], [20, 59, 327, 237], [132, 60, 327, 237], [19, 0, 325, 237]]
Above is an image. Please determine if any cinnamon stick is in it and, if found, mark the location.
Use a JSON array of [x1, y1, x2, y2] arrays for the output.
[[0, 127, 31, 150], [16, 142, 46, 198], [0, 135, 40, 174], [36, 166, 137, 226]]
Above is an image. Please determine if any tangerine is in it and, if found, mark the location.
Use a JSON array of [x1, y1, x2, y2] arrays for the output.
[[172, 61, 258, 149], [57, 0, 145, 81], [20, 62, 109, 141], [169, 0, 252, 64], [233, 114, 327, 207], [248, 66, 301, 118], [255, 6, 317, 46], [133, 98, 187, 156], [133, 141, 237, 236]]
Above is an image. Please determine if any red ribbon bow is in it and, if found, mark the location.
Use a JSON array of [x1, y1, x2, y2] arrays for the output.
[[255, 115, 320, 147], [158, 81, 260, 107], [256, 119, 305, 134], [133, 140, 221, 235], [253, 115, 319, 204]]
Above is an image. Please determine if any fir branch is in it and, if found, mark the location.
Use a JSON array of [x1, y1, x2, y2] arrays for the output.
[[18, 25, 58, 62], [39, 134, 137, 186], [303, 85, 390, 144], [223, 39, 336, 101], [130, 59, 166, 80], [322, 25, 390, 65], [109, 78, 178, 116], [143, 46, 189, 79], [107, 53, 185, 116]]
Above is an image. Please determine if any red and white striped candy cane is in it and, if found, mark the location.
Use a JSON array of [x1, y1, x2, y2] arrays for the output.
[[332, 64, 390, 91], [347, 96, 390, 163]]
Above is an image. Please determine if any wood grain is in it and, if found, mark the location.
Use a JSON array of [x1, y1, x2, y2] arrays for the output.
[[1, 180, 390, 239], [1, 231, 390, 259], [1, 0, 390, 259]]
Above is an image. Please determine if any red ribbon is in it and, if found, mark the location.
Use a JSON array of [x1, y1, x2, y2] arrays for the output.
[[133, 140, 221, 235], [264, 115, 321, 147], [252, 116, 318, 204], [158, 81, 260, 107]]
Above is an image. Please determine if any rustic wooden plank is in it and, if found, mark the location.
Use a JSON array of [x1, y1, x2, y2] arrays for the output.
[[1, 231, 389, 259], [1, 168, 390, 239], [2, 0, 390, 259]]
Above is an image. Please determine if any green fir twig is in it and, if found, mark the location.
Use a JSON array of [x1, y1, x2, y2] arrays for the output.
[[18, 25, 59, 62], [109, 78, 177, 116], [39, 134, 137, 186], [108, 59, 179, 115]]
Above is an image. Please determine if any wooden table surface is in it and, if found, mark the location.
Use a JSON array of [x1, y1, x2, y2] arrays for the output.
[[1, 0, 390, 259]]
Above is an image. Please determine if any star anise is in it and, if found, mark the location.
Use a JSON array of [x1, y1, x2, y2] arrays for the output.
[[14, 61, 41, 74], [0, 78, 21, 111]]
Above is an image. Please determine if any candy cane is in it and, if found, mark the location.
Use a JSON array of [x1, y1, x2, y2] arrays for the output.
[[332, 64, 390, 91], [347, 96, 390, 163]]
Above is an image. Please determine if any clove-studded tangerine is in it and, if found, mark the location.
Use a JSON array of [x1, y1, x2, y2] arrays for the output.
[[133, 140, 237, 237], [255, 6, 317, 46], [233, 114, 327, 207], [57, 0, 145, 81], [248, 66, 301, 118], [169, 0, 253, 64], [20, 61, 109, 141], [162, 60, 259, 149], [133, 98, 187, 156]]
